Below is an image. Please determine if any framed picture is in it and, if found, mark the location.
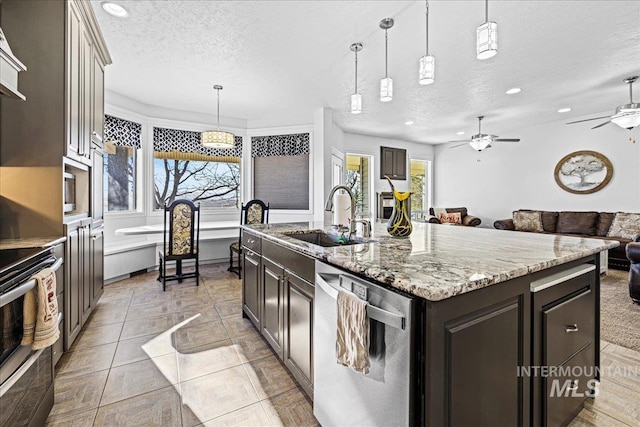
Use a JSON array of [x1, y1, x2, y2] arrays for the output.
[[554, 150, 613, 194]]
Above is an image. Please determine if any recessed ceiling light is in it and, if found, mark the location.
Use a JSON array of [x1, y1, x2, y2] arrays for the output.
[[457, 131, 465, 135], [101, 1, 129, 18], [405, 120, 414, 126], [505, 87, 521, 95], [558, 107, 572, 113]]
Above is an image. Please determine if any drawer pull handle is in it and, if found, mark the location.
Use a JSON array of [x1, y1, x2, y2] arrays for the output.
[[568, 380, 579, 391], [565, 324, 579, 333]]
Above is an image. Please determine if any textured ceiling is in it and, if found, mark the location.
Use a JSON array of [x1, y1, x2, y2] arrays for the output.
[[92, 0, 640, 144]]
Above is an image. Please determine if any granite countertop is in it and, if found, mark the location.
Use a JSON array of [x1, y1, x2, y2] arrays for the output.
[[0, 236, 67, 250], [242, 221, 619, 301]]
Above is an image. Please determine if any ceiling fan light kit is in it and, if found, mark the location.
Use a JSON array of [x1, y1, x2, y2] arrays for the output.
[[566, 76, 640, 131], [379, 18, 394, 102], [201, 85, 235, 149], [350, 43, 363, 114], [449, 116, 520, 152], [419, 1, 435, 85], [476, 0, 498, 60]]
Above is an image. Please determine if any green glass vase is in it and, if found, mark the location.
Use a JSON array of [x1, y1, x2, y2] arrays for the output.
[[385, 176, 413, 237]]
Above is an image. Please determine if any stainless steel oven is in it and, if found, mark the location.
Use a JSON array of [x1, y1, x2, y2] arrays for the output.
[[0, 247, 62, 426]]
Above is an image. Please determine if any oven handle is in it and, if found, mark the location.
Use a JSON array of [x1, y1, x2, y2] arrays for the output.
[[0, 257, 63, 308], [316, 273, 406, 330], [0, 348, 45, 398]]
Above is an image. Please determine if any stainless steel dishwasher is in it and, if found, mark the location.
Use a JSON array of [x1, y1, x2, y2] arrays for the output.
[[314, 261, 423, 427]]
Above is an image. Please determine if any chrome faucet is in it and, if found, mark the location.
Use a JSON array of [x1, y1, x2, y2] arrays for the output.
[[325, 185, 356, 239]]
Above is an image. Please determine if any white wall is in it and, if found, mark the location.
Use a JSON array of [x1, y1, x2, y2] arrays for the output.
[[434, 112, 640, 226], [343, 132, 435, 195]]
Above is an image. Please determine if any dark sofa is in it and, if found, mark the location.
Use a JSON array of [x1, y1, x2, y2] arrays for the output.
[[494, 210, 637, 270]]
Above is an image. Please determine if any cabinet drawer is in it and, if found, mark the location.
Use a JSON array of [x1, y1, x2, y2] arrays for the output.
[[545, 344, 595, 427], [242, 231, 261, 253], [263, 239, 315, 283], [544, 288, 594, 367]]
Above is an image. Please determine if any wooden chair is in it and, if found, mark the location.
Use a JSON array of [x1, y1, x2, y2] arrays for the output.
[[158, 199, 200, 291], [229, 199, 269, 278]]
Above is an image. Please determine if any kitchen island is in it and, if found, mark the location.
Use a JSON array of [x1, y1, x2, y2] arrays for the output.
[[240, 221, 618, 426]]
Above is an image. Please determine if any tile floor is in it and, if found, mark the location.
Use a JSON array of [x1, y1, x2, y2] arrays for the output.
[[45, 263, 319, 427], [44, 263, 640, 426]]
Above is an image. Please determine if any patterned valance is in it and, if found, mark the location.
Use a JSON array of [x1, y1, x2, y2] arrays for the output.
[[251, 133, 310, 157], [153, 127, 243, 158], [105, 115, 142, 148]]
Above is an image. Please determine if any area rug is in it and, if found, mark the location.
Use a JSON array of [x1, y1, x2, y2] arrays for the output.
[[600, 269, 640, 352]]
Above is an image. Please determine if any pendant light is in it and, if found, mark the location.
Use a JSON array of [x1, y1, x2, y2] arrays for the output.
[[419, 1, 435, 85], [350, 43, 363, 114], [476, 0, 497, 60], [379, 18, 394, 102], [201, 85, 235, 149]]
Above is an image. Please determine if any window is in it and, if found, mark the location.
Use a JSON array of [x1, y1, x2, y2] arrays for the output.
[[410, 159, 429, 216], [153, 127, 242, 210], [252, 133, 310, 210], [346, 154, 372, 217], [104, 115, 141, 212]]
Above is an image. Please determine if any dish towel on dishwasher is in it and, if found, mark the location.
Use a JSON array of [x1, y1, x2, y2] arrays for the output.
[[21, 267, 60, 350], [336, 290, 370, 374]]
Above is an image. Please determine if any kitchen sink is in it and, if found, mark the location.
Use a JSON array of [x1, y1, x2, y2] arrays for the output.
[[285, 231, 372, 247]]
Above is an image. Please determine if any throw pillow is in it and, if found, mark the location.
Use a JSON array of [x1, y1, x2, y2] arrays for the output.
[[513, 211, 544, 232], [607, 213, 640, 240], [555, 211, 598, 235], [439, 212, 462, 224]]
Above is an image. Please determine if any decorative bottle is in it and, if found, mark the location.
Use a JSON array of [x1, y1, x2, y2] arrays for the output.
[[385, 176, 413, 237]]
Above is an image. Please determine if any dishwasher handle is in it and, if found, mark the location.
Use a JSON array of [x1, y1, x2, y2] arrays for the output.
[[316, 273, 406, 330]]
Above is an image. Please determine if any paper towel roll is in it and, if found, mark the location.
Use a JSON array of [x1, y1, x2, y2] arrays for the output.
[[333, 193, 351, 226]]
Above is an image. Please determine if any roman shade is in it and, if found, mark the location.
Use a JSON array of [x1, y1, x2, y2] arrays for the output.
[[104, 115, 142, 148], [153, 127, 242, 162]]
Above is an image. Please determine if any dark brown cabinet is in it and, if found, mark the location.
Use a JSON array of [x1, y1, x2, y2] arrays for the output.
[[91, 144, 104, 226], [242, 246, 261, 328], [91, 56, 105, 147], [380, 146, 407, 180], [531, 261, 598, 427], [65, 218, 92, 347], [283, 271, 314, 397], [261, 257, 285, 357], [424, 275, 531, 426], [91, 227, 104, 303]]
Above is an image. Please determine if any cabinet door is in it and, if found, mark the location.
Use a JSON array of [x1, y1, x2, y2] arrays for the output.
[[65, 224, 83, 348], [284, 272, 314, 397], [80, 28, 92, 161], [380, 147, 395, 178], [66, 2, 82, 161], [261, 258, 283, 357], [91, 55, 105, 147], [393, 149, 407, 180], [91, 229, 104, 304], [242, 249, 261, 328], [80, 224, 92, 324]]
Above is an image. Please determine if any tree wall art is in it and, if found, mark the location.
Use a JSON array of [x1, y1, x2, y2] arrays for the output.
[[554, 150, 613, 194]]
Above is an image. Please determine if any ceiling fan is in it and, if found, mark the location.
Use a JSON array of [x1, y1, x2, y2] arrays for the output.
[[449, 116, 520, 151], [566, 76, 640, 130]]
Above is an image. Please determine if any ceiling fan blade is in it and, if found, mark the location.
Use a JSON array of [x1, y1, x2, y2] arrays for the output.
[[449, 142, 470, 149], [447, 139, 470, 143], [591, 121, 611, 129], [493, 138, 520, 142], [566, 116, 611, 125]]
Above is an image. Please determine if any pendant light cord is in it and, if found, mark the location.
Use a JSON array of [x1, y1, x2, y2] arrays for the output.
[[385, 29, 388, 78], [630, 80, 634, 103], [485, 0, 489, 22], [355, 48, 358, 94], [425, 0, 429, 55], [216, 88, 221, 131]]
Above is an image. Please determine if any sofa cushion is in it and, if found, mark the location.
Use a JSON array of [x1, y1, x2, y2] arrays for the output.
[[517, 210, 558, 232], [597, 212, 615, 236], [607, 212, 640, 240], [513, 211, 544, 232], [439, 212, 462, 224], [556, 211, 598, 235]]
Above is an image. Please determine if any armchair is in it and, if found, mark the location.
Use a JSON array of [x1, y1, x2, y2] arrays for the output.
[[158, 199, 200, 291], [626, 239, 640, 304], [427, 207, 482, 227]]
